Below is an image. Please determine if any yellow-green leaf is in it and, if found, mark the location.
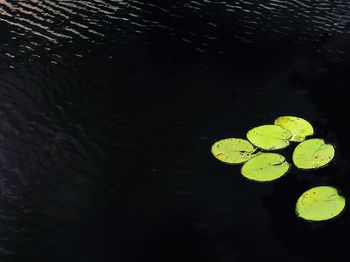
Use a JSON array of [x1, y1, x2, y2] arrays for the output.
[[211, 138, 256, 164], [296, 186, 345, 222], [274, 116, 314, 142], [246, 125, 292, 150], [292, 138, 335, 170], [240, 153, 290, 182]]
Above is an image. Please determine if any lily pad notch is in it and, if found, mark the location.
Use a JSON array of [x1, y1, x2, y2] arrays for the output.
[[274, 116, 314, 142], [293, 138, 335, 170], [211, 138, 257, 164], [246, 125, 292, 150], [241, 153, 291, 182], [296, 186, 346, 222]]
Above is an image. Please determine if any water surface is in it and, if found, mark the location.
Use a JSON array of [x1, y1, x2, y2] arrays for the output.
[[1, 0, 350, 261]]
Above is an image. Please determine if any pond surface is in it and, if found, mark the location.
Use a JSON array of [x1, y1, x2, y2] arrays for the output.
[[1, 0, 350, 261]]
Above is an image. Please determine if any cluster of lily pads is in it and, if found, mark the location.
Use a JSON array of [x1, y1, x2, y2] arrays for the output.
[[211, 116, 346, 222]]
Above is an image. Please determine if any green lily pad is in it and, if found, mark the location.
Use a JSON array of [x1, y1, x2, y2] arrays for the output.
[[292, 138, 335, 170], [211, 138, 256, 164], [296, 186, 346, 222], [246, 125, 292, 150], [240, 153, 290, 182], [274, 116, 314, 142]]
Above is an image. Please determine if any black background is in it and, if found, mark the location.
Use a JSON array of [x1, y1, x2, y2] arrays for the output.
[[1, 0, 350, 261]]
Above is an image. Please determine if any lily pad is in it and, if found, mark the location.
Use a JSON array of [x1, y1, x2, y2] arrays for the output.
[[296, 186, 346, 222], [293, 138, 335, 170], [211, 138, 256, 164], [247, 125, 292, 150], [274, 116, 314, 142], [241, 153, 290, 182]]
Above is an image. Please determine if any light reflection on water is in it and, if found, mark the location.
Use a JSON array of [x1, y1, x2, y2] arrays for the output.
[[0, 0, 350, 65]]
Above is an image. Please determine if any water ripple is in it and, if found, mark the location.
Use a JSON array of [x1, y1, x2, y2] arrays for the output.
[[1, 0, 350, 62]]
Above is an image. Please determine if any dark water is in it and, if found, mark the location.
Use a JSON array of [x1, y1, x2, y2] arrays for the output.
[[1, 0, 350, 261]]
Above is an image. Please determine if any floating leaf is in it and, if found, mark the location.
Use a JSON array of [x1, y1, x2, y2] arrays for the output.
[[211, 138, 256, 164], [296, 186, 346, 222], [293, 138, 335, 170], [246, 125, 292, 150], [274, 116, 314, 142], [240, 153, 290, 182]]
